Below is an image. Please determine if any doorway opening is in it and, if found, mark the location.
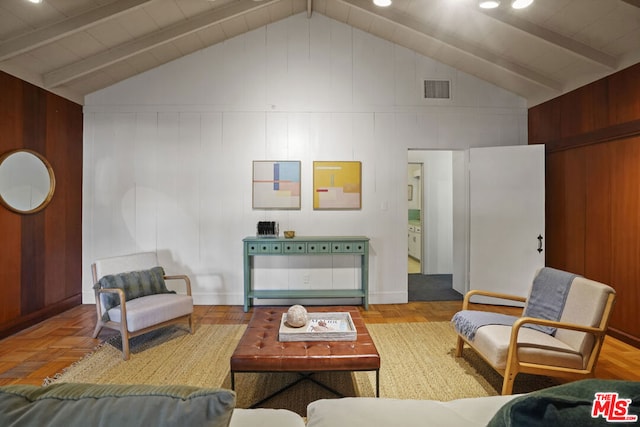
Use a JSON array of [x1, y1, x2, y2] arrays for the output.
[[407, 150, 461, 301], [407, 162, 422, 274]]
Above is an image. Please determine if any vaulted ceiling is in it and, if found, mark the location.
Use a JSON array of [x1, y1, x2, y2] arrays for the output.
[[1, 0, 639, 106]]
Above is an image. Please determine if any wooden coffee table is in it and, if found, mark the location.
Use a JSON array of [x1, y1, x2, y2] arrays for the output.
[[230, 306, 380, 407]]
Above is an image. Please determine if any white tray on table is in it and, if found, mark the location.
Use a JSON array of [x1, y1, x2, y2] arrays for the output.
[[278, 312, 357, 342]]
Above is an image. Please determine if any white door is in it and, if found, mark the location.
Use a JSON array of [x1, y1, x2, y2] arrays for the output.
[[469, 145, 545, 304]]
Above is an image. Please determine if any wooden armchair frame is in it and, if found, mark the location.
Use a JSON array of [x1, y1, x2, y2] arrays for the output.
[[91, 256, 194, 360], [455, 288, 616, 395]]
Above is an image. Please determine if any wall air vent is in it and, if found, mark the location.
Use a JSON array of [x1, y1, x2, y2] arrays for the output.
[[423, 80, 451, 99]]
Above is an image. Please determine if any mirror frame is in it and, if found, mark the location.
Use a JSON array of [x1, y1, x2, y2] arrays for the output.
[[0, 149, 56, 215]]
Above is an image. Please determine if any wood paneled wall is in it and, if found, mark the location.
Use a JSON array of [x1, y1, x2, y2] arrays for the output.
[[0, 71, 83, 339], [530, 63, 640, 347]]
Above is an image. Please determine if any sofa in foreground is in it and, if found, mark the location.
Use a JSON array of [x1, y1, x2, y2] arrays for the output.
[[1, 380, 639, 426]]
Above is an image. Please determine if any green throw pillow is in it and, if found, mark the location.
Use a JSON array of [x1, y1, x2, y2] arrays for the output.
[[0, 383, 236, 427], [95, 266, 176, 316], [488, 379, 640, 427]]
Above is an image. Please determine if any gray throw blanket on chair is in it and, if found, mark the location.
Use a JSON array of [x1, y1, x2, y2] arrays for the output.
[[452, 267, 578, 340], [522, 267, 577, 335], [452, 311, 518, 341]]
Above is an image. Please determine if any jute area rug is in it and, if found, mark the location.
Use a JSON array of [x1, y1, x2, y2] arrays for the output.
[[47, 321, 557, 416]]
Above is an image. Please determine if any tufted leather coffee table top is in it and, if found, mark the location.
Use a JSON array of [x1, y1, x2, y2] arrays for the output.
[[230, 306, 380, 373]]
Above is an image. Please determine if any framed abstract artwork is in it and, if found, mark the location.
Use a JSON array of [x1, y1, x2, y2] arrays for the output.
[[313, 161, 362, 210], [252, 160, 301, 209]]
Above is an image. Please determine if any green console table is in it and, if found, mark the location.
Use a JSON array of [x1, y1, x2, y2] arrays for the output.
[[242, 236, 370, 312]]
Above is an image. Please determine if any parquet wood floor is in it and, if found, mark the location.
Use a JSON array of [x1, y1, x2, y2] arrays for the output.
[[1, 303, 639, 387]]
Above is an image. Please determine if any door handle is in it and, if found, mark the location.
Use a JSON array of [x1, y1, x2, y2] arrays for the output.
[[537, 235, 543, 253]]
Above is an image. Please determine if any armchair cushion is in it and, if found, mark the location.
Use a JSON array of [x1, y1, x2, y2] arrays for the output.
[[555, 278, 614, 356], [471, 325, 584, 370], [488, 379, 640, 426], [94, 266, 176, 319], [108, 293, 194, 332]]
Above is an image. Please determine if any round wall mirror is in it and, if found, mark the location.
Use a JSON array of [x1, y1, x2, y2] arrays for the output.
[[0, 149, 56, 214]]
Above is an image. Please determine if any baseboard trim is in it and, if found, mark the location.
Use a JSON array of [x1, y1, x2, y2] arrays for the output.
[[608, 327, 640, 349], [0, 295, 82, 339]]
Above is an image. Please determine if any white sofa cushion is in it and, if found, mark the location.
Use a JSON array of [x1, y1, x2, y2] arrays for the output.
[[306, 395, 521, 427], [229, 408, 305, 427]]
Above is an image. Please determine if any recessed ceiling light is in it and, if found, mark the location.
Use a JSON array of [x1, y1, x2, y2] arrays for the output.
[[373, 0, 392, 7], [478, 1, 500, 8], [511, 0, 534, 9], [27, 0, 43, 3]]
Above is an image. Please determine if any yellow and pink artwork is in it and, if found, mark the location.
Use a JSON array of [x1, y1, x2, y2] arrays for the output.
[[313, 161, 361, 210]]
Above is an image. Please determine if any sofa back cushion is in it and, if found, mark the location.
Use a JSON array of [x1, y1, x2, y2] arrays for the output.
[[0, 383, 236, 427]]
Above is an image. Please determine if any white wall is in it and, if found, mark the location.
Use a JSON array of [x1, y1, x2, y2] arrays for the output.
[[82, 12, 528, 306]]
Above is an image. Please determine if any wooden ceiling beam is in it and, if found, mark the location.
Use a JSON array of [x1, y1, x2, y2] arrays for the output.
[[0, 0, 154, 62], [339, 0, 562, 91], [43, 0, 282, 88], [478, 8, 617, 70]]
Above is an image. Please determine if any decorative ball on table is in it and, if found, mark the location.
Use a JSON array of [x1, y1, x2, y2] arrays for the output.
[[285, 304, 308, 328]]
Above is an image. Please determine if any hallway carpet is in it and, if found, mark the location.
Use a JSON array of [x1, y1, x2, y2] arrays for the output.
[[408, 274, 463, 301]]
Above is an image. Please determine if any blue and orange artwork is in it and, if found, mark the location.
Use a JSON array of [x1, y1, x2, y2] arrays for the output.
[[253, 161, 301, 209]]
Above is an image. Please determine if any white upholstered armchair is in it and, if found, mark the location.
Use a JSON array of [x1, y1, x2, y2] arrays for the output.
[[91, 252, 194, 360], [452, 268, 616, 395]]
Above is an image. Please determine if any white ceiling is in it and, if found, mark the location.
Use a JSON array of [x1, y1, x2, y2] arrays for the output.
[[1, 0, 639, 106]]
